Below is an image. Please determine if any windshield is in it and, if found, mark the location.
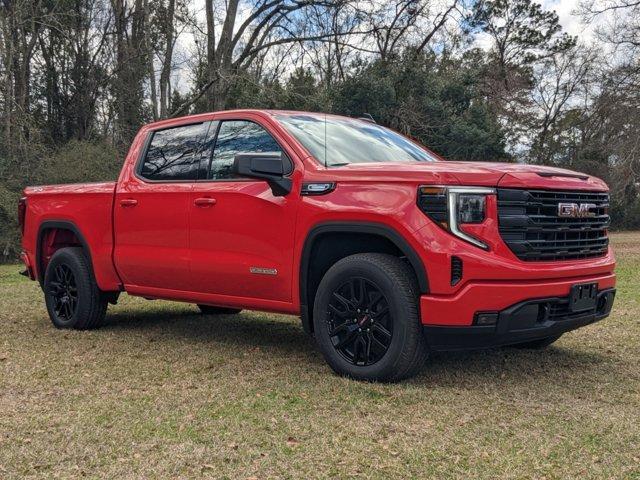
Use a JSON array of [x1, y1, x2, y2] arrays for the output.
[[275, 114, 438, 167]]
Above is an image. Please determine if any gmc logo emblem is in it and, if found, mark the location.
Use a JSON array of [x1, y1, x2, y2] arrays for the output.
[[557, 202, 597, 218]]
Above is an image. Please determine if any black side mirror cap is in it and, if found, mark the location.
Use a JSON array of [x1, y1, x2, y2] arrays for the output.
[[232, 152, 293, 196]]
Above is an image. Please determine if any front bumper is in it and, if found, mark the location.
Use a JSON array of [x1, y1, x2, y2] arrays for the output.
[[423, 287, 615, 351], [420, 272, 615, 326]]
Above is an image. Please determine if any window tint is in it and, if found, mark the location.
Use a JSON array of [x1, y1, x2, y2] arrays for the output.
[[208, 120, 282, 180], [140, 123, 207, 181]]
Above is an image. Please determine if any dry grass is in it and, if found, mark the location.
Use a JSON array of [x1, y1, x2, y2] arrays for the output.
[[1, 233, 639, 479]]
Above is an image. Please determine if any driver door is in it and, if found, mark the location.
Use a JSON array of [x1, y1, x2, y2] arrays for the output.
[[189, 119, 300, 302]]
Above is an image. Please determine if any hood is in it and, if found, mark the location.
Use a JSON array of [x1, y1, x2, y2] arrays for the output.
[[317, 160, 608, 191]]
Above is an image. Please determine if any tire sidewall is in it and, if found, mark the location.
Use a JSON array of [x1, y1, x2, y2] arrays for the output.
[[44, 248, 93, 329], [313, 257, 419, 381]]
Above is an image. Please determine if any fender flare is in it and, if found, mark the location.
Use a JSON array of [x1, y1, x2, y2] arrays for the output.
[[35, 220, 95, 286], [299, 221, 429, 333]]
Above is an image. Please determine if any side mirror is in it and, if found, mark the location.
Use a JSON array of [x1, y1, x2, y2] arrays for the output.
[[232, 152, 293, 196]]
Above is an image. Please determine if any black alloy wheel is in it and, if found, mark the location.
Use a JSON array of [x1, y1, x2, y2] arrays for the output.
[[313, 253, 428, 382], [44, 247, 108, 329], [327, 277, 393, 366], [48, 264, 78, 323]]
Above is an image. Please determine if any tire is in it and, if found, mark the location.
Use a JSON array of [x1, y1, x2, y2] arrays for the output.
[[197, 304, 242, 315], [510, 334, 563, 349], [313, 253, 428, 382], [43, 247, 108, 329]]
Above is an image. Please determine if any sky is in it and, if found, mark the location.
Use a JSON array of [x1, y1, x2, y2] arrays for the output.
[[474, 0, 605, 50], [547, 0, 590, 37]]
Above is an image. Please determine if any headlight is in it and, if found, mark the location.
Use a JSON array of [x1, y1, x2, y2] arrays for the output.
[[456, 193, 486, 224], [418, 186, 495, 249]]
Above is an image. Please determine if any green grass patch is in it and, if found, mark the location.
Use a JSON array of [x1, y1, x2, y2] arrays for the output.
[[0, 233, 639, 479]]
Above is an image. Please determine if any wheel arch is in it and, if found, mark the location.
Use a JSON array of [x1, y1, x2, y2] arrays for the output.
[[299, 222, 429, 335], [36, 220, 95, 287]]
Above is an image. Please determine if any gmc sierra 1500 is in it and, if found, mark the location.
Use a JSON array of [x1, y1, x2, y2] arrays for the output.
[[19, 110, 616, 381]]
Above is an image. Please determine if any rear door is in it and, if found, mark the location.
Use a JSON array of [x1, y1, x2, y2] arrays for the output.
[[114, 121, 210, 291], [189, 118, 300, 302]]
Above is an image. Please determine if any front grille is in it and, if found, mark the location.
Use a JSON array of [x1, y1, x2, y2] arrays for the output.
[[497, 189, 610, 261]]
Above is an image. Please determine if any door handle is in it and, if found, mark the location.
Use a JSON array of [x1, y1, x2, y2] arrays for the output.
[[119, 198, 138, 207], [194, 197, 217, 207]]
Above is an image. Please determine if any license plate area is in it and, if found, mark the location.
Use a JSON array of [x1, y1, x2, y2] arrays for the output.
[[569, 283, 598, 312]]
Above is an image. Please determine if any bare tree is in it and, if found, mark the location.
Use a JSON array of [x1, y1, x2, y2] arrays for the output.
[[158, 0, 176, 117], [172, 0, 373, 116], [0, 0, 47, 143], [473, 0, 576, 89], [529, 46, 597, 164], [110, 0, 149, 146], [580, 0, 640, 54], [352, 0, 462, 62]]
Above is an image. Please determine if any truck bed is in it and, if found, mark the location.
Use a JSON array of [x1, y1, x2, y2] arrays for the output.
[[22, 182, 121, 291]]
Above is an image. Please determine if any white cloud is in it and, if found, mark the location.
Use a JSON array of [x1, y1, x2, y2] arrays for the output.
[[545, 0, 587, 38]]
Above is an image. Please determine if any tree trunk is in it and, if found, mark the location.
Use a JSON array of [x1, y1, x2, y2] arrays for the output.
[[145, 0, 158, 121], [159, 0, 175, 118], [111, 0, 147, 146], [149, 55, 159, 121], [208, 0, 240, 111], [205, 0, 216, 109]]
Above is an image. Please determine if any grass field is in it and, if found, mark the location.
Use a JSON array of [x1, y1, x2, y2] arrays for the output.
[[1, 233, 639, 479]]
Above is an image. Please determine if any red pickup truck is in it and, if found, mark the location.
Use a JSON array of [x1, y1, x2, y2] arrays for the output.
[[18, 110, 616, 381]]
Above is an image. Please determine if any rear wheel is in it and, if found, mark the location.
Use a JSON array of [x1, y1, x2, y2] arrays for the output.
[[313, 253, 428, 382], [197, 304, 242, 315], [511, 334, 562, 349], [44, 247, 108, 329]]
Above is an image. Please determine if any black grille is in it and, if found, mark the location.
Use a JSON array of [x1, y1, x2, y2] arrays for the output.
[[537, 290, 614, 322], [497, 189, 610, 261]]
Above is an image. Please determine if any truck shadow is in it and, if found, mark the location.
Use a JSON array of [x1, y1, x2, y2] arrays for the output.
[[103, 306, 317, 355], [102, 306, 609, 387]]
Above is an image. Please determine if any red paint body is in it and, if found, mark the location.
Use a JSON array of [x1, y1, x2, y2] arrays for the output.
[[20, 110, 616, 327]]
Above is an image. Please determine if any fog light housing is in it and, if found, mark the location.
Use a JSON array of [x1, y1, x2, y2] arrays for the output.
[[474, 312, 498, 326]]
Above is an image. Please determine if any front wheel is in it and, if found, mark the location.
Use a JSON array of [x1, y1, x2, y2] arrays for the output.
[[313, 253, 428, 382], [44, 247, 108, 329]]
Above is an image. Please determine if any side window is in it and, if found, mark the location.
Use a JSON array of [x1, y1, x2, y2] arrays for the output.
[[140, 123, 207, 181], [208, 120, 282, 180]]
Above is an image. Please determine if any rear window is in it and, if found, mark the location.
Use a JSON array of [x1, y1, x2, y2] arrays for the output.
[[140, 123, 208, 181]]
